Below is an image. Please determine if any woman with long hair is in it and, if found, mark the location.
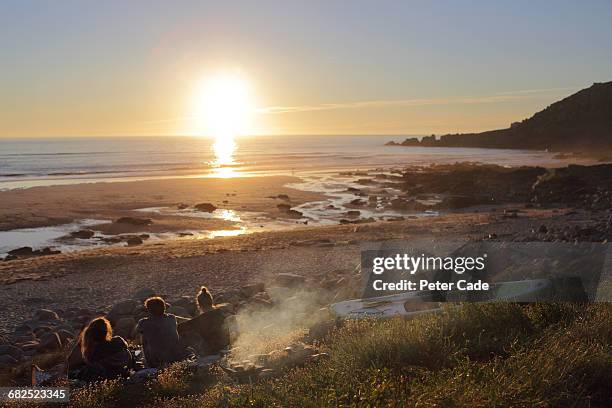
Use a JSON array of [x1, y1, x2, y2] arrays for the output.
[[80, 317, 112, 363], [75, 317, 133, 381]]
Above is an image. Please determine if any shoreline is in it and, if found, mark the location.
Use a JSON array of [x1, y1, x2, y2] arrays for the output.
[[0, 168, 425, 257], [2, 160, 611, 257]]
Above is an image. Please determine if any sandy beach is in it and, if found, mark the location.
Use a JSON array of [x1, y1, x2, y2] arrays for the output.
[[0, 175, 324, 232]]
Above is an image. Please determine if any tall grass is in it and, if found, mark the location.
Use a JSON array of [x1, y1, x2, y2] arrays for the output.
[[62, 302, 611, 407], [189, 302, 611, 408]]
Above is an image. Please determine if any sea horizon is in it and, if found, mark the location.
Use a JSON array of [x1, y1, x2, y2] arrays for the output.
[[0, 135, 580, 190]]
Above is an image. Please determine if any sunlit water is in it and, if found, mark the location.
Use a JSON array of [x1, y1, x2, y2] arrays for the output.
[[0, 219, 109, 255], [212, 134, 237, 167], [0, 135, 585, 190]]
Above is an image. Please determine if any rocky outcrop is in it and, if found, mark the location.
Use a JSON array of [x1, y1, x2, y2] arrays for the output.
[[34, 309, 60, 321], [70, 229, 95, 239], [393, 164, 545, 208], [0, 307, 84, 368], [383, 163, 612, 212], [113, 317, 137, 339], [388, 82, 612, 157], [194, 203, 217, 212], [532, 164, 612, 209], [108, 300, 138, 324], [170, 296, 198, 316], [126, 236, 144, 246], [4, 246, 61, 261], [285, 209, 303, 219], [276, 203, 303, 219], [349, 199, 366, 206]]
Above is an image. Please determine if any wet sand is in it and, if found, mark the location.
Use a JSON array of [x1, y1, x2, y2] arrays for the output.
[[0, 175, 324, 233]]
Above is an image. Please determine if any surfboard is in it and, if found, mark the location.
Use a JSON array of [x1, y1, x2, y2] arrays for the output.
[[330, 279, 553, 319]]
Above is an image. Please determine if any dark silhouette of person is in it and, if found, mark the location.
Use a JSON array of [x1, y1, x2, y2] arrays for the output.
[[178, 287, 229, 355], [68, 317, 133, 381], [136, 297, 186, 368]]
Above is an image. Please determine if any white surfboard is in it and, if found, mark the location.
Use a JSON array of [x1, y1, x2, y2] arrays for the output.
[[331, 279, 553, 319]]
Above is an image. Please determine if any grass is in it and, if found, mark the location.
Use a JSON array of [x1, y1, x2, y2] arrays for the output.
[[186, 302, 611, 408], [5, 302, 610, 407]]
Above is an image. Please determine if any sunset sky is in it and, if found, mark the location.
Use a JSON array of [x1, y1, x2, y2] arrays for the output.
[[1, 0, 612, 138]]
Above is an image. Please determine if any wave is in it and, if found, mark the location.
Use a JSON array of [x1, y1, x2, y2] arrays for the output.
[[1, 164, 220, 179], [0, 151, 124, 157]]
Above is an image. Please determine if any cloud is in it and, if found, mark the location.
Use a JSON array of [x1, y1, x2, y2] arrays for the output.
[[135, 86, 578, 125], [494, 86, 578, 96], [258, 86, 578, 115]]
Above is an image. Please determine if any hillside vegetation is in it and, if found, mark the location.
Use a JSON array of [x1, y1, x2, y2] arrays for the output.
[[19, 302, 608, 408]]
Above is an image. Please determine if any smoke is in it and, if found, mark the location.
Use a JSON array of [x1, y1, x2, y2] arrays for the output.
[[227, 285, 331, 363]]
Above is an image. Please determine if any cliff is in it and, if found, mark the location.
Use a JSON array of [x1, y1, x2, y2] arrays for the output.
[[388, 81, 612, 156]]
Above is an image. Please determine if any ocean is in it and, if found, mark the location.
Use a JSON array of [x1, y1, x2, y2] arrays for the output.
[[0, 135, 573, 190]]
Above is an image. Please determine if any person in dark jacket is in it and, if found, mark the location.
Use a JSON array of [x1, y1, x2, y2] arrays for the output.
[[178, 286, 229, 355], [136, 297, 186, 368], [73, 317, 132, 381]]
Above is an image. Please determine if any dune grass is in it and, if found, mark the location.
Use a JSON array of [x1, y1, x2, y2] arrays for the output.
[[19, 302, 609, 407]]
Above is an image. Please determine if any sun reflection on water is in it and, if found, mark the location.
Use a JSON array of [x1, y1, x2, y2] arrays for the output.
[[210, 134, 240, 177], [212, 134, 236, 166], [207, 227, 247, 238], [217, 209, 241, 222], [212, 165, 238, 178]]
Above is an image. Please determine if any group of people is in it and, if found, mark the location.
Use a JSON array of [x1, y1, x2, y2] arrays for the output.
[[64, 286, 228, 382]]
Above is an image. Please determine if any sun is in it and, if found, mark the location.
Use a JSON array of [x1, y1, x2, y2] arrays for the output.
[[192, 72, 255, 165], [193, 72, 255, 138]]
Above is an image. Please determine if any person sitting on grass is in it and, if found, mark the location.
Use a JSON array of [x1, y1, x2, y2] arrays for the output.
[[178, 286, 230, 355], [66, 317, 133, 382], [136, 296, 186, 368]]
